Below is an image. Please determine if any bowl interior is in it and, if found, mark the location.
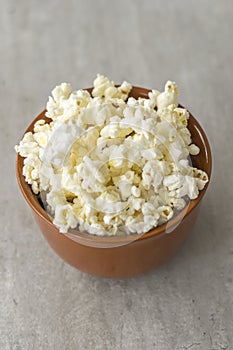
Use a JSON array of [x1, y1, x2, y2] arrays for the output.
[[16, 86, 212, 246]]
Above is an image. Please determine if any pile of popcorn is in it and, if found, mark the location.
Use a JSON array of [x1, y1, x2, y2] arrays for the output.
[[15, 74, 208, 235]]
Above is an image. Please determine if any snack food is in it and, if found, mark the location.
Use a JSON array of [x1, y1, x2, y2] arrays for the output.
[[15, 75, 208, 235]]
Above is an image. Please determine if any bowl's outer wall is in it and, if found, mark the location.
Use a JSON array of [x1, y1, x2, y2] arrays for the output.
[[16, 86, 212, 278], [33, 206, 200, 278]]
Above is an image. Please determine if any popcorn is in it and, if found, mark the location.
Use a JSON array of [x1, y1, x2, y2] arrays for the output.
[[15, 132, 39, 157], [131, 186, 141, 198], [100, 124, 133, 138], [15, 74, 209, 235], [188, 144, 200, 155], [52, 82, 72, 102], [92, 74, 132, 101], [157, 81, 179, 111], [53, 204, 78, 233], [192, 168, 208, 190]]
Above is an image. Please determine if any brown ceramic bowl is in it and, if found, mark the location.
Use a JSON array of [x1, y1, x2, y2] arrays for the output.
[[16, 86, 212, 278]]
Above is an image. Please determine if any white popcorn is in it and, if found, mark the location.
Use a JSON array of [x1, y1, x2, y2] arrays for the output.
[[158, 206, 174, 223], [15, 75, 208, 235], [53, 204, 78, 233], [157, 81, 179, 112], [169, 197, 186, 210], [188, 144, 200, 155], [92, 74, 114, 97], [100, 123, 132, 138], [52, 83, 72, 102], [147, 90, 160, 109], [131, 186, 141, 198], [118, 81, 132, 101], [92, 74, 132, 101], [15, 132, 39, 157]]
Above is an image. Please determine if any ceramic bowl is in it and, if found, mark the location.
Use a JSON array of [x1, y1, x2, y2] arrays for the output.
[[16, 86, 212, 278]]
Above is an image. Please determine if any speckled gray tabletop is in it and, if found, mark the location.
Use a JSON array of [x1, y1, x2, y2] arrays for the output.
[[1, 1, 233, 349]]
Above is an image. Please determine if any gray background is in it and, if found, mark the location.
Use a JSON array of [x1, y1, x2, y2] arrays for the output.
[[1, 1, 233, 349]]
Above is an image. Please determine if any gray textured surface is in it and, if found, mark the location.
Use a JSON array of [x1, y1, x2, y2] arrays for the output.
[[1, 1, 233, 349]]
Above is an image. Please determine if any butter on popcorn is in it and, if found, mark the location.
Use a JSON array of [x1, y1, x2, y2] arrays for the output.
[[15, 74, 209, 235]]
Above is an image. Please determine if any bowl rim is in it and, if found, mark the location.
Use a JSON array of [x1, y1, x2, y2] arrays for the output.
[[16, 85, 212, 245]]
